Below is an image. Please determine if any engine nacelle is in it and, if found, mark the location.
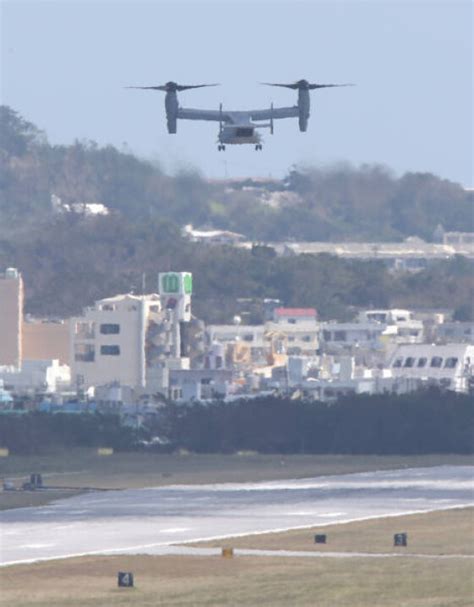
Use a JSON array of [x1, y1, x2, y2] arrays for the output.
[[298, 88, 310, 132], [165, 91, 179, 134]]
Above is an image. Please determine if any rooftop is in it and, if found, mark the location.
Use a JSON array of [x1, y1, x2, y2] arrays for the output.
[[275, 308, 317, 317]]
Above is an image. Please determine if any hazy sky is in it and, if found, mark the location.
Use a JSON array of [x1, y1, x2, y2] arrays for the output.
[[1, 0, 472, 184]]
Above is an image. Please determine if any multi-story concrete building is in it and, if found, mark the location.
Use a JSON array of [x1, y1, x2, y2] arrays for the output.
[[435, 321, 474, 344], [71, 293, 161, 390], [320, 321, 386, 353], [71, 272, 193, 393], [273, 307, 317, 324], [265, 321, 319, 357], [389, 343, 474, 393], [0, 359, 70, 395], [0, 268, 23, 368]]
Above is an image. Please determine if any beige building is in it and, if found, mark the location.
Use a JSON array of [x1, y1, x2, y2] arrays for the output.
[[71, 274, 193, 392], [0, 268, 23, 367], [23, 320, 70, 365], [71, 293, 161, 390]]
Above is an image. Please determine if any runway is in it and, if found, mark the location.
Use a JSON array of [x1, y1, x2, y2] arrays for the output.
[[1, 465, 473, 566]]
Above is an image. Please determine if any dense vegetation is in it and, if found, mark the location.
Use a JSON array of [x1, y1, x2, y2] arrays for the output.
[[1, 214, 473, 321], [1, 390, 473, 455], [159, 390, 474, 455], [1, 105, 473, 322], [1, 105, 472, 242], [0, 412, 135, 455]]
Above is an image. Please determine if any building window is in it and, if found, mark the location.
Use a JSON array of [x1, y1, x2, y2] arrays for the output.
[[243, 334, 254, 342], [444, 357, 459, 369], [76, 374, 85, 386], [75, 322, 95, 339], [334, 331, 347, 342], [100, 345, 120, 356], [302, 335, 312, 342], [288, 347, 301, 355], [101, 304, 115, 311], [430, 356, 443, 368], [367, 313, 386, 322], [403, 357, 416, 368], [100, 323, 120, 335], [417, 357, 427, 368], [323, 330, 331, 341], [74, 344, 95, 362], [392, 358, 403, 368]]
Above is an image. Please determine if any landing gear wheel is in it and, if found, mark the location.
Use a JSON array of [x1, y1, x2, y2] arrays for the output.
[[255, 144, 263, 151], [218, 144, 226, 151]]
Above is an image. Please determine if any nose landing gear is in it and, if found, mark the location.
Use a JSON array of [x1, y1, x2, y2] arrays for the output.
[[255, 144, 263, 151], [217, 144, 226, 151]]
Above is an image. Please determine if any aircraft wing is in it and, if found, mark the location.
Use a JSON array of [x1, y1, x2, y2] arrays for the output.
[[177, 107, 228, 122], [250, 106, 299, 122]]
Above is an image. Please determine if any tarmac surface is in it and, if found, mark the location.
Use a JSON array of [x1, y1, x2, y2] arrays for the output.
[[1, 465, 473, 566]]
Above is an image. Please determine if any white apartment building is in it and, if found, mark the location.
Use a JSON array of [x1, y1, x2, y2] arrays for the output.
[[273, 307, 317, 324], [206, 324, 267, 367], [358, 309, 424, 344], [265, 321, 319, 356], [389, 343, 474, 393], [0, 359, 70, 394], [320, 321, 386, 352], [435, 322, 474, 344], [206, 318, 319, 368]]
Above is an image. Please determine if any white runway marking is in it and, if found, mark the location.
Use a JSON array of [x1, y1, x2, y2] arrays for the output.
[[19, 543, 55, 550]]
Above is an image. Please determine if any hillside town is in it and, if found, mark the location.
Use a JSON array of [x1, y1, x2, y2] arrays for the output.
[[1, 266, 473, 421]]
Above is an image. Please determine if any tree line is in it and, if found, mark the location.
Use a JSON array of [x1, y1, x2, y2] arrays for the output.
[[1, 390, 472, 455]]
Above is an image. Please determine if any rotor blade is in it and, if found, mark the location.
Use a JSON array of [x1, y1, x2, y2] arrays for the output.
[[261, 82, 300, 89], [261, 81, 355, 90], [125, 83, 219, 92], [176, 83, 219, 91], [308, 83, 355, 89], [125, 86, 168, 91]]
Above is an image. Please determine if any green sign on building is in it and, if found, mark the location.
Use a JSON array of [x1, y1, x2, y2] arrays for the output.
[[160, 272, 193, 295], [161, 273, 180, 293]]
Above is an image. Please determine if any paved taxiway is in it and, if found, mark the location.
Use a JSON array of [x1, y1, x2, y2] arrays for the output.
[[1, 465, 472, 566]]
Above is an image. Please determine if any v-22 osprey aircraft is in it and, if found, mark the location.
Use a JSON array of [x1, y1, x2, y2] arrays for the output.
[[127, 79, 353, 151]]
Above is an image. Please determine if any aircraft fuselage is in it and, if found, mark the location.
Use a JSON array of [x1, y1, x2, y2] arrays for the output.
[[219, 125, 261, 146]]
